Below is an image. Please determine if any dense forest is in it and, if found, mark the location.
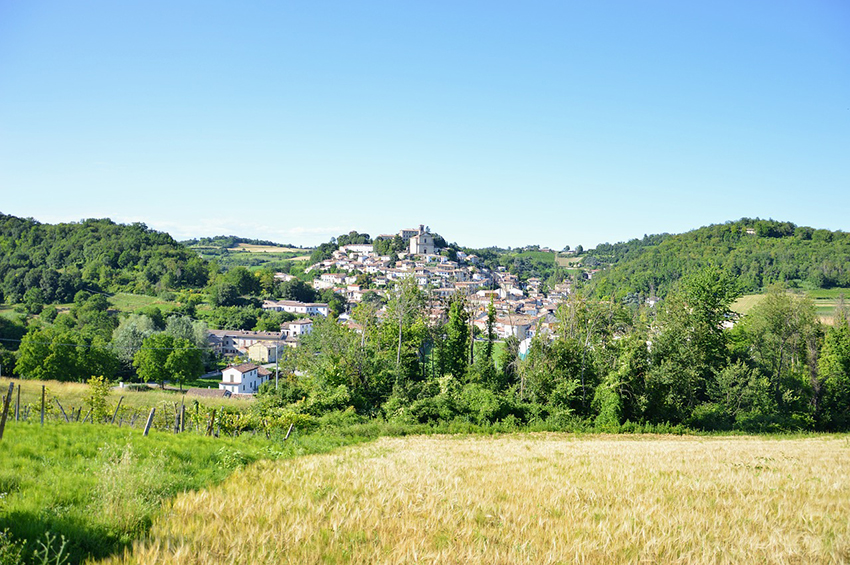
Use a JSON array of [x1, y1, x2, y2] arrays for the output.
[[0, 214, 210, 306], [585, 219, 850, 299]]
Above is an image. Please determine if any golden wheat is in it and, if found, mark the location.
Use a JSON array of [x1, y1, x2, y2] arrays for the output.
[[100, 434, 850, 564]]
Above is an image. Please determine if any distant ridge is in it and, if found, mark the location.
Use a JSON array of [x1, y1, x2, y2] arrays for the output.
[[584, 218, 850, 298]]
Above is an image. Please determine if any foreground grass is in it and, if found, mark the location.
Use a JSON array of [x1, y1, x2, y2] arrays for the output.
[[108, 434, 850, 564], [0, 421, 369, 564]]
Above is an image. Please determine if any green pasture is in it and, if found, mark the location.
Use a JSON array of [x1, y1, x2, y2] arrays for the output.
[[556, 255, 582, 267], [732, 287, 850, 321], [107, 293, 178, 314], [0, 420, 357, 564]]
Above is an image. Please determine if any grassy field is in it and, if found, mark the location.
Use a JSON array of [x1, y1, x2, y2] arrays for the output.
[[107, 293, 178, 314], [732, 288, 849, 323], [1, 378, 248, 429], [556, 255, 582, 267], [509, 250, 556, 263], [233, 243, 307, 254], [104, 434, 850, 564], [0, 420, 364, 564]]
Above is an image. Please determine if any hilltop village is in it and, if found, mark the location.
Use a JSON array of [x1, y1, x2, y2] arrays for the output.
[[207, 225, 578, 388]]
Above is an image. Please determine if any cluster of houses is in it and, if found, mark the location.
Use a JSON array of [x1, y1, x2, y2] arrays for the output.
[[208, 224, 583, 396], [307, 225, 579, 343]]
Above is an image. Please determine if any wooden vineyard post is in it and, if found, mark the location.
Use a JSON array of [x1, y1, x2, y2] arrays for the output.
[[40, 385, 45, 426], [179, 403, 186, 433], [143, 407, 156, 437], [0, 382, 13, 441], [15, 384, 20, 421], [110, 396, 124, 425], [206, 409, 217, 436], [54, 398, 69, 422], [284, 423, 294, 441]]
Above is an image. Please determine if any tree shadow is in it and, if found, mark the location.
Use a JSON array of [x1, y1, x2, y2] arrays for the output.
[[0, 510, 134, 564]]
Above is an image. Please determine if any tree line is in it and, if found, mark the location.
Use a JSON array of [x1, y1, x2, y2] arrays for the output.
[[584, 219, 850, 300], [260, 269, 850, 432]]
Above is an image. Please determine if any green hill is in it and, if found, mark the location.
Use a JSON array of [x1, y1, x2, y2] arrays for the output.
[[0, 213, 210, 305], [585, 218, 850, 299]]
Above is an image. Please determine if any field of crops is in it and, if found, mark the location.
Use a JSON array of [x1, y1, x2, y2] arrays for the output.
[[106, 434, 850, 564]]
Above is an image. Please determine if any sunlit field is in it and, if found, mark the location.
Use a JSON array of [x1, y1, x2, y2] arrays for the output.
[[105, 434, 850, 564]]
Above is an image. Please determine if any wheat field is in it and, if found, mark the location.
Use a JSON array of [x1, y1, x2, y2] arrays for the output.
[[102, 434, 850, 564]]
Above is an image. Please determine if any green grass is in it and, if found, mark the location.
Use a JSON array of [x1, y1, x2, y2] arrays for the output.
[[556, 256, 583, 267], [107, 293, 178, 314], [509, 251, 556, 263], [1, 378, 249, 429], [0, 305, 25, 322], [805, 287, 850, 299], [0, 421, 370, 564], [732, 288, 850, 321]]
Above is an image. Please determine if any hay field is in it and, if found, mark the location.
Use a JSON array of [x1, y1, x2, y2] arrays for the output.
[[556, 255, 582, 267], [105, 434, 850, 564]]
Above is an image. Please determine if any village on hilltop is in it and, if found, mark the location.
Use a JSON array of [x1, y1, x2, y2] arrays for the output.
[[208, 224, 582, 394]]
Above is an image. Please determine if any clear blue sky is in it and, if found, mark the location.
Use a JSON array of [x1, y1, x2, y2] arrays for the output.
[[1, 1, 848, 249]]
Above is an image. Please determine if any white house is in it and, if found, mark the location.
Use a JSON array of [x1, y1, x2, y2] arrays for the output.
[[282, 318, 313, 338], [219, 363, 270, 395], [262, 299, 329, 317]]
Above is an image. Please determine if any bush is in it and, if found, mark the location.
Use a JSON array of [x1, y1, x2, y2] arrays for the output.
[[687, 402, 734, 431]]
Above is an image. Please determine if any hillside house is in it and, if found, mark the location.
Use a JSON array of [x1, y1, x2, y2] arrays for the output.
[[219, 363, 270, 395], [262, 299, 329, 317], [282, 318, 313, 338]]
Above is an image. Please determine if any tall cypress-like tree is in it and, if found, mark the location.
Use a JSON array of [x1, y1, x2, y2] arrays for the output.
[[444, 295, 470, 380]]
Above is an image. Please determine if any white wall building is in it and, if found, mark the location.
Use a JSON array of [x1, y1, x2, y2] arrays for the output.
[[219, 363, 269, 395], [262, 300, 329, 317]]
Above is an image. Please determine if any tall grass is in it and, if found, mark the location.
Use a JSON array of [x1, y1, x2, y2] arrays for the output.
[[0, 421, 367, 564], [107, 434, 850, 564], [1, 378, 245, 424]]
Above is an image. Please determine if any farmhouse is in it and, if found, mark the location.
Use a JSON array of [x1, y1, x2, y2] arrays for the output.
[[219, 363, 271, 395]]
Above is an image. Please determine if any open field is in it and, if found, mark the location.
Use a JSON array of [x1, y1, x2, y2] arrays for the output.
[[556, 255, 582, 267], [106, 434, 850, 564], [732, 287, 850, 323], [510, 250, 556, 263], [107, 293, 178, 314], [233, 243, 308, 253], [1, 378, 248, 421], [0, 305, 24, 321], [0, 421, 363, 564]]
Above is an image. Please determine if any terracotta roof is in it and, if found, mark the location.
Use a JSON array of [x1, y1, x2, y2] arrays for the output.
[[226, 363, 259, 373]]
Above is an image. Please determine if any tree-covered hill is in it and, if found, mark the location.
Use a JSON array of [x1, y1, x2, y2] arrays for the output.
[[585, 219, 850, 299], [0, 213, 210, 305], [180, 235, 301, 249]]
